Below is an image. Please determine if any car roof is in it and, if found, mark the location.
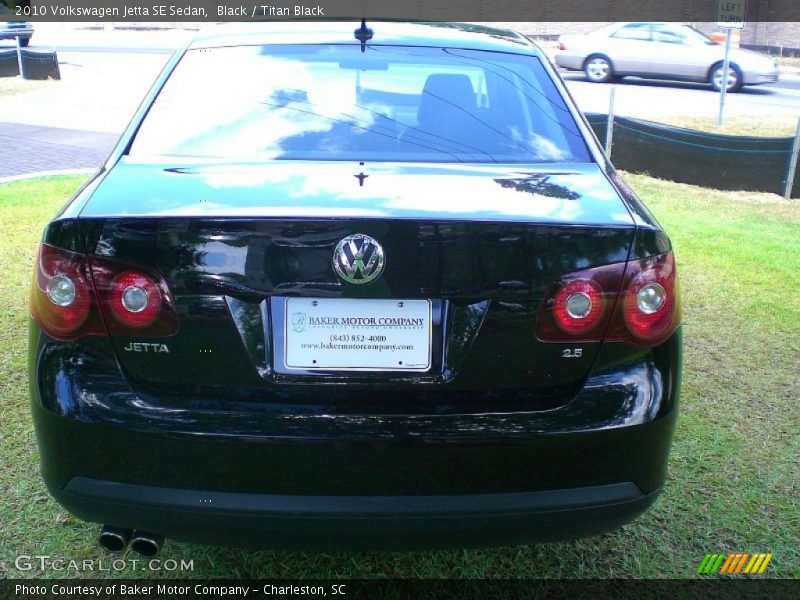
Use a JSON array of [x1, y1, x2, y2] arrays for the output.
[[189, 21, 539, 56]]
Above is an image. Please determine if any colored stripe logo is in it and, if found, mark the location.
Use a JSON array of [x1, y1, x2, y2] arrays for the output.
[[697, 553, 773, 574]]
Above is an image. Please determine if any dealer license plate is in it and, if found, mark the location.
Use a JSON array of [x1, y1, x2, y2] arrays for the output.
[[283, 298, 432, 371]]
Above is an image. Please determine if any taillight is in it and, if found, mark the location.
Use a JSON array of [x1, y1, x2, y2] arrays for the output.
[[30, 244, 103, 339], [89, 255, 179, 337], [552, 279, 604, 335], [557, 42, 566, 50], [536, 252, 681, 347], [608, 252, 681, 346], [536, 262, 626, 343], [107, 271, 163, 329], [30, 243, 178, 339]]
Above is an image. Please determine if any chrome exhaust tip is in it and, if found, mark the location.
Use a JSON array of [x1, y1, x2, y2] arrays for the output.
[[98, 525, 132, 553], [129, 531, 164, 557]]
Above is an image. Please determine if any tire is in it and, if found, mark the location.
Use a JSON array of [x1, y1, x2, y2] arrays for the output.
[[709, 63, 743, 93], [19, 36, 31, 47], [584, 55, 613, 83]]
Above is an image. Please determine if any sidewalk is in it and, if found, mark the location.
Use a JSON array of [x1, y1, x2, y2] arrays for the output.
[[0, 51, 167, 133], [0, 123, 117, 177]]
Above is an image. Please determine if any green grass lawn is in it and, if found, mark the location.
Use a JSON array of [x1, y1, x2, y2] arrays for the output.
[[1, 175, 798, 579], [660, 116, 799, 138], [0, 77, 53, 99]]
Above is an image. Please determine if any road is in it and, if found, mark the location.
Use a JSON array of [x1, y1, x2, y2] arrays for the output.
[[1, 25, 799, 178], [562, 72, 800, 121]]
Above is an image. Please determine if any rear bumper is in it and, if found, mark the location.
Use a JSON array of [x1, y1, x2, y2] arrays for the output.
[[54, 477, 658, 551], [30, 323, 681, 549], [743, 70, 779, 85]]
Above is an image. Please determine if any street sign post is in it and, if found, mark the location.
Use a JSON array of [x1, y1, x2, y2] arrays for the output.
[[716, 0, 746, 29], [716, 1, 746, 127]]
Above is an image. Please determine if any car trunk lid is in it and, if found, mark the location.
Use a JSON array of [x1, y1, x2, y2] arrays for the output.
[[77, 159, 635, 413]]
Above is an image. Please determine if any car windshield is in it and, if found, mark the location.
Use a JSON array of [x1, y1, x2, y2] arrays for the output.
[[129, 44, 591, 164]]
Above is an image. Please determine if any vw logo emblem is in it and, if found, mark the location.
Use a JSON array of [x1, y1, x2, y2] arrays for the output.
[[333, 234, 385, 285]]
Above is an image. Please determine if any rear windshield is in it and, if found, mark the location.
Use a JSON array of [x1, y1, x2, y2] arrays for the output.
[[130, 44, 591, 164]]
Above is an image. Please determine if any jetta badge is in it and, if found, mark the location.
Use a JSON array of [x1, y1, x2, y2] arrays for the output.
[[333, 234, 385, 285]]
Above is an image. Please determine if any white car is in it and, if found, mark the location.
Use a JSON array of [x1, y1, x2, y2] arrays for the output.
[[0, 5, 33, 47], [556, 22, 779, 92]]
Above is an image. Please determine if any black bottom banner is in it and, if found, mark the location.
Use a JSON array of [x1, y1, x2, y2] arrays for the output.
[[1, 579, 798, 600]]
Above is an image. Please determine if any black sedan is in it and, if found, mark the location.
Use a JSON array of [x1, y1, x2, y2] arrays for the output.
[[29, 21, 682, 553]]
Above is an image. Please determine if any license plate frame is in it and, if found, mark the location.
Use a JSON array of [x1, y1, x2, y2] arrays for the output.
[[282, 297, 432, 372]]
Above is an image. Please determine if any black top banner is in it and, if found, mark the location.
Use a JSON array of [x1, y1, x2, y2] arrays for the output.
[[2, 0, 800, 22]]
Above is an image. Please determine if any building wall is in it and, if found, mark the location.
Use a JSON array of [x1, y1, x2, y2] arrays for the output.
[[682, 22, 799, 50]]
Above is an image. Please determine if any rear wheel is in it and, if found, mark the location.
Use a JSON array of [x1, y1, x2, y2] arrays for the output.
[[584, 55, 613, 83], [19, 36, 31, 47], [709, 63, 743, 92]]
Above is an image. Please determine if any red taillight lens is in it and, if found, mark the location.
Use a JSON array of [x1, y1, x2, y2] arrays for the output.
[[552, 279, 604, 335], [557, 42, 566, 50], [609, 252, 681, 346], [536, 262, 626, 342], [30, 244, 103, 339], [30, 243, 178, 339], [536, 252, 681, 347], [107, 271, 163, 329], [89, 256, 178, 337]]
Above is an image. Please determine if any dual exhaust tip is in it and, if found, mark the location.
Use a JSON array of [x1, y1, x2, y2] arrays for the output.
[[98, 526, 163, 556]]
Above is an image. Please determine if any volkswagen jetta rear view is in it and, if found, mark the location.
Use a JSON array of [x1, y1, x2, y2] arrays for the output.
[[29, 22, 682, 552]]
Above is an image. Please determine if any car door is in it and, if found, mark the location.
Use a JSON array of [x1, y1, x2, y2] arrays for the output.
[[603, 23, 654, 75]]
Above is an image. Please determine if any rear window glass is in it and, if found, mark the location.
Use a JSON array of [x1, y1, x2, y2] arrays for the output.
[[130, 44, 591, 164]]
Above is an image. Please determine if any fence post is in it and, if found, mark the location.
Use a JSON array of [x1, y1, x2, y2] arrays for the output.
[[605, 86, 615, 158], [784, 116, 800, 200], [15, 35, 25, 80]]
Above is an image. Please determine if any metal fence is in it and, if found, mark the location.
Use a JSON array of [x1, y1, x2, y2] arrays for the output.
[[0, 47, 60, 79]]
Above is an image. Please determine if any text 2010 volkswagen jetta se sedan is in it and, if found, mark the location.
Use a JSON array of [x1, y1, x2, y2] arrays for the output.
[[29, 22, 681, 553]]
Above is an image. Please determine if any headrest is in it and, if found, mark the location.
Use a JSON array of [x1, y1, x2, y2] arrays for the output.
[[418, 74, 477, 129]]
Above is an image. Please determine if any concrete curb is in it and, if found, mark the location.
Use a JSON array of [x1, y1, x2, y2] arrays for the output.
[[0, 168, 95, 185]]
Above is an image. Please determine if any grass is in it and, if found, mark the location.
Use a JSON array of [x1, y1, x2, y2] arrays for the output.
[[660, 116, 799, 138], [760, 53, 800, 69], [776, 56, 800, 69], [0, 76, 53, 99], [0, 175, 798, 579]]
